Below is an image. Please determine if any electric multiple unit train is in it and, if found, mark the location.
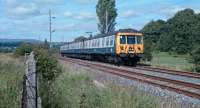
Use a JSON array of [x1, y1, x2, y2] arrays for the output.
[[60, 29, 144, 65]]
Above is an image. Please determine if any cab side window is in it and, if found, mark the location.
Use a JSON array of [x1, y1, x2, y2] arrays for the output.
[[120, 36, 126, 44], [137, 36, 143, 44]]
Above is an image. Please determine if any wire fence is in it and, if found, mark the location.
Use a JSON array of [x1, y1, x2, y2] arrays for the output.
[[22, 52, 41, 108]]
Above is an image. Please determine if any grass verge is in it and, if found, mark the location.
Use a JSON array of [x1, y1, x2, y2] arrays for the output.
[[50, 63, 159, 108], [0, 54, 25, 108], [150, 52, 193, 71]]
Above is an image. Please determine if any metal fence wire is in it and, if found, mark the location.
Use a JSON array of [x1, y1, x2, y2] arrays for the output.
[[22, 52, 41, 108]]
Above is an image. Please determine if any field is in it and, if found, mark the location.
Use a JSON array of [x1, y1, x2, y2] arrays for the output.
[[0, 54, 25, 108], [150, 52, 193, 71]]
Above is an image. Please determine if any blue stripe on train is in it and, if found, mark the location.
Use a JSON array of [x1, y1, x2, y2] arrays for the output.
[[61, 47, 116, 55]]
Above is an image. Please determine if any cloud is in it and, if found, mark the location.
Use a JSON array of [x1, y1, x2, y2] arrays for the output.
[[154, 5, 200, 18], [75, 0, 97, 4], [5, 0, 42, 19], [121, 10, 140, 18], [11, 3, 41, 17], [4, 0, 64, 19], [195, 9, 200, 13], [64, 11, 73, 17], [56, 22, 97, 32], [75, 12, 95, 20], [33, 0, 64, 5], [144, 2, 200, 18], [64, 11, 96, 20], [157, 5, 185, 17]]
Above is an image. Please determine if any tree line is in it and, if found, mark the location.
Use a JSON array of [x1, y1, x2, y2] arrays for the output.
[[141, 8, 200, 71]]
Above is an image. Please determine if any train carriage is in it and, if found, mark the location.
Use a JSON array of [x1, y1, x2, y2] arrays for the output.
[[60, 29, 144, 65]]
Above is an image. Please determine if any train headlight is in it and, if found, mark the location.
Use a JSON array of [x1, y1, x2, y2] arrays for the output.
[[138, 47, 141, 51]]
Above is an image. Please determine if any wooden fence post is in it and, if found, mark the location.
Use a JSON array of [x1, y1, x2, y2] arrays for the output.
[[22, 52, 41, 108]]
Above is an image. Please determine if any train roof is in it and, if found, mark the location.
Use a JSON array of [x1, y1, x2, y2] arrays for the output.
[[64, 29, 141, 44], [92, 29, 141, 39]]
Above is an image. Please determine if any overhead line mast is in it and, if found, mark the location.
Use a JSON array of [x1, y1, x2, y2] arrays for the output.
[[49, 9, 52, 47]]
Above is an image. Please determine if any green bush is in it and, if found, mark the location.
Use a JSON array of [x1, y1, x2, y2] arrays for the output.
[[34, 48, 62, 108], [15, 43, 33, 56], [35, 49, 61, 81]]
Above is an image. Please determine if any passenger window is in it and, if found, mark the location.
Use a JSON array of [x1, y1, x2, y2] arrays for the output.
[[92, 40, 94, 47], [102, 38, 105, 47], [95, 39, 97, 47], [110, 36, 114, 46], [106, 37, 109, 46], [97, 39, 99, 47]]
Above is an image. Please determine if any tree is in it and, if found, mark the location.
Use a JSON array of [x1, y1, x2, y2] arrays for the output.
[[141, 8, 200, 54], [142, 40, 153, 62], [167, 8, 197, 54], [15, 43, 33, 55], [74, 36, 87, 42], [96, 0, 117, 34], [43, 39, 49, 49], [190, 46, 200, 72], [141, 20, 167, 51]]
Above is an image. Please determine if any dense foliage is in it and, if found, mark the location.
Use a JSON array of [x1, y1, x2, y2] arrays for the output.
[[190, 47, 200, 72], [15, 43, 33, 56], [96, 0, 117, 34], [33, 42, 62, 108], [73, 36, 87, 42], [141, 8, 200, 71], [0, 39, 41, 53]]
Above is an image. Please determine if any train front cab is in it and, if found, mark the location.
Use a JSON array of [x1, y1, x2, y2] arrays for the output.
[[115, 32, 144, 65]]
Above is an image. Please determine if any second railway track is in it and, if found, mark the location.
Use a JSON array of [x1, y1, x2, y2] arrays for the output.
[[60, 57, 200, 100], [135, 66, 200, 79]]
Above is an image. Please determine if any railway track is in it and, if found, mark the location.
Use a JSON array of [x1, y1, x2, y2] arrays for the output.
[[135, 66, 200, 79], [60, 57, 200, 100]]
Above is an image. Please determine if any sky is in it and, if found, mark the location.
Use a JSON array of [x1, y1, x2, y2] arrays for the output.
[[0, 0, 199, 42]]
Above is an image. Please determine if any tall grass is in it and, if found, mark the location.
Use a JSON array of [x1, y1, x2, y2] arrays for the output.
[[151, 52, 193, 71], [49, 64, 159, 108], [0, 54, 25, 108]]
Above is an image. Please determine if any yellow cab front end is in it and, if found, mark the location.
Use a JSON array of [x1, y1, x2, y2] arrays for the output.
[[116, 32, 144, 61]]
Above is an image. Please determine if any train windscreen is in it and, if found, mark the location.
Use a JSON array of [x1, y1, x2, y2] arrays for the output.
[[127, 36, 136, 44], [120, 35, 143, 44]]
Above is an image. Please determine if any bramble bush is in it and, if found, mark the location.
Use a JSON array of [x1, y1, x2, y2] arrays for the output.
[[34, 48, 63, 108]]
